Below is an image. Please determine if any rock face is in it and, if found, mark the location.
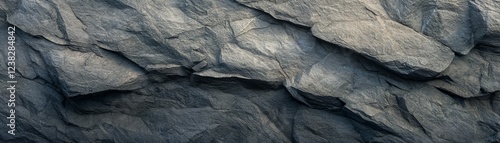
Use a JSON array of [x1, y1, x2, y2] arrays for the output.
[[236, 0, 457, 79], [0, 0, 499, 142]]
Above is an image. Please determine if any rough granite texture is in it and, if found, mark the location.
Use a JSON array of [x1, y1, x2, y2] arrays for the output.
[[0, 0, 499, 143]]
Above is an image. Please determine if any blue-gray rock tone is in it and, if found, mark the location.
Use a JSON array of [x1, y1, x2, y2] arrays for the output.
[[0, 0, 500, 142]]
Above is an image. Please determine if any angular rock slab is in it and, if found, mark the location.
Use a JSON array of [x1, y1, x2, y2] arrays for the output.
[[382, 0, 478, 54], [312, 19, 454, 78], [237, 0, 456, 79], [428, 49, 500, 98], [471, 0, 500, 47], [43, 46, 147, 97], [285, 52, 434, 143], [193, 15, 330, 85], [398, 85, 500, 143]]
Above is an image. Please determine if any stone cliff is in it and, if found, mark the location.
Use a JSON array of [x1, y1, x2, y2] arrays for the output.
[[0, 0, 500, 142]]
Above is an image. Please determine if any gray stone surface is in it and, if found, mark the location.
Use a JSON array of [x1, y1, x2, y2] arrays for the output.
[[428, 48, 500, 98], [293, 108, 362, 143], [382, 0, 476, 54], [471, 0, 500, 48], [312, 20, 454, 78], [0, 0, 499, 143], [236, 0, 457, 79]]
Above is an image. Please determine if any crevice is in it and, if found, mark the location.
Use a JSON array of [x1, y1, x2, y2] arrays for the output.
[[95, 45, 147, 73], [233, 1, 312, 30], [274, 54, 290, 81], [190, 73, 284, 90]]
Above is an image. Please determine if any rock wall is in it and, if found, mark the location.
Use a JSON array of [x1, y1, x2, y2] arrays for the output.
[[0, 0, 499, 142]]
